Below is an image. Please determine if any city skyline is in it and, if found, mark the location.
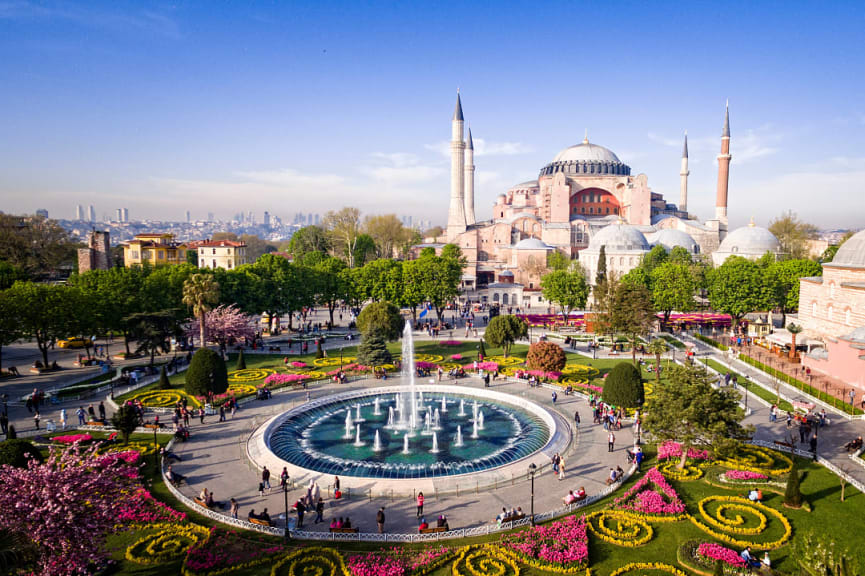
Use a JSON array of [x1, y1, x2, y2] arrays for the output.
[[2, 1, 865, 228]]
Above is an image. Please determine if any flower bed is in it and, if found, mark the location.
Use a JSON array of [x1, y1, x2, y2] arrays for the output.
[[717, 445, 792, 477], [184, 528, 285, 576], [450, 354, 463, 360], [53, 433, 93, 444], [586, 511, 654, 547], [658, 459, 705, 481], [452, 545, 520, 576], [290, 361, 308, 368], [270, 546, 347, 576], [475, 362, 500, 371], [657, 441, 710, 461], [117, 487, 186, 524], [264, 373, 308, 386], [723, 470, 769, 481], [227, 368, 275, 382], [128, 389, 200, 408], [688, 495, 792, 550], [501, 514, 588, 568], [440, 340, 462, 346], [612, 468, 686, 517], [609, 562, 688, 576], [125, 522, 211, 565], [697, 542, 746, 569]]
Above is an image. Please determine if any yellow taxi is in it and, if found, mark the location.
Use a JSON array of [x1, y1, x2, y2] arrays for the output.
[[57, 337, 88, 349]]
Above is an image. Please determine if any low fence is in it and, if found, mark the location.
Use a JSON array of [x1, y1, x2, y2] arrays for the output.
[[748, 439, 865, 495]]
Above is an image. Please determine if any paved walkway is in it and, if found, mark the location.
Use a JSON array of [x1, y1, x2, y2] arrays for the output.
[[167, 375, 631, 534]]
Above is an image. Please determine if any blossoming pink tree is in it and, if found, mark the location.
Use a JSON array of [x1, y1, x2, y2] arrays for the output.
[[186, 304, 255, 353], [0, 444, 140, 576]]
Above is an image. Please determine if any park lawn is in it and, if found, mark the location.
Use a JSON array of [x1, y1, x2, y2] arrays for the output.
[[704, 359, 795, 413], [657, 333, 686, 350]]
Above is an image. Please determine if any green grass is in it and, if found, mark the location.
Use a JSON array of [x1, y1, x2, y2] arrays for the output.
[[702, 358, 795, 413], [738, 354, 864, 415], [657, 334, 686, 350]]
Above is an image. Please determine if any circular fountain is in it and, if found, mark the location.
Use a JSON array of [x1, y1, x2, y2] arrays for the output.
[[248, 321, 564, 490]]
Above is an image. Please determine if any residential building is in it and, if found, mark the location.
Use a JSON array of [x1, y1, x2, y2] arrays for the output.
[[122, 233, 189, 267], [191, 239, 247, 270]]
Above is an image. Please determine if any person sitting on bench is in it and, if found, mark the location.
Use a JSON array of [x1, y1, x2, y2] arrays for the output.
[[343, 517, 352, 529], [436, 515, 449, 530], [166, 465, 185, 485], [418, 516, 429, 531], [160, 447, 181, 462], [740, 546, 762, 570], [248, 509, 259, 521], [747, 489, 763, 502], [206, 491, 223, 509], [259, 508, 271, 524]]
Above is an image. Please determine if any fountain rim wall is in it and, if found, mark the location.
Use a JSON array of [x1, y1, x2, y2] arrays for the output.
[[247, 384, 566, 492]]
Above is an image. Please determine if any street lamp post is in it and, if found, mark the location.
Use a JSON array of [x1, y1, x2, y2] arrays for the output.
[[283, 482, 291, 541], [528, 463, 537, 525], [153, 426, 159, 468]]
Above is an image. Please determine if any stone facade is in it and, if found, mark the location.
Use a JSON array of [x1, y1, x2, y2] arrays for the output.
[[77, 230, 112, 272]]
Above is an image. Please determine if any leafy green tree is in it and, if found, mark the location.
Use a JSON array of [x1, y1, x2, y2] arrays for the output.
[[126, 310, 180, 365], [668, 246, 694, 266], [651, 262, 696, 325], [591, 275, 618, 342], [769, 210, 818, 259], [357, 301, 403, 341], [0, 214, 76, 280], [356, 259, 401, 303], [350, 233, 377, 268], [0, 261, 26, 291], [141, 263, 197, 322], [596, 245, 607, 285], [400, 260, 426, 320], [642, 363, 750, 469], [323, 207, 362, 267], [602, 363, 644, 408], [185, 348, 229, 396], [526, 341, 567, 372], [541, 269, 590, 321], [212, 266, 262, 315], [611, 282, 654, 364], [183, 273, 220, 347], [787, 323, 803, 362], [484, 315, 528, 357], [641, 245, 669, 273], [414, 245, 464, 321], [764, 259, 822, 325], [235, 349, 246, 370], [708, 256, 768, 322], [357, 330, 392, 365], [546, 250, 571, 271], [288, 225, 331, 259], [478, 338, 486, 358], [186, 249, 199, 266], [110, 404, 140, 444], [0, 290, 24, 373], [363, 214, 413, 259], [309, 255, 347, 326], [0, 439, 43, 468], [5, 282, 83, 368], [620, 266, 651, 291], [784, 459, 803, 508]]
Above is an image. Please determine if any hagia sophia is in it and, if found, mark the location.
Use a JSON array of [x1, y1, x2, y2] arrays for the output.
[[429, 94, 783, 307]]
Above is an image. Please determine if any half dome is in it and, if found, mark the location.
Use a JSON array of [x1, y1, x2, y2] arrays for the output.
[[828, 229, 865, 268], [587, 222, 650, 252], [652, 229, 699, 254], [716, 223, 781, 257]]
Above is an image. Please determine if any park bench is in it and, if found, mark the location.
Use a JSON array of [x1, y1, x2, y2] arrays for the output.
[[144, 423, 162, 430], [500, 513, 525, 524], [193, 497, 211, 509], [248, 517, 273, 527], [86, 421, 105, 427], [329, 527, 359, 533], [419, 526, 448, 534]]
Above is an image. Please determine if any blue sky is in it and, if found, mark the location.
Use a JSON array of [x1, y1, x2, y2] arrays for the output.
[[1, 0, 864, 229]]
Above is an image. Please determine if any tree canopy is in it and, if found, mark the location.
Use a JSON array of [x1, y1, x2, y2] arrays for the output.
[[707, 256, 768, 321], [769, 211, 818, 259], [484, 315, 527, 356], [602, 363, 644, 408], [356, 301, 404, 341], [541, 268, 590, 320]]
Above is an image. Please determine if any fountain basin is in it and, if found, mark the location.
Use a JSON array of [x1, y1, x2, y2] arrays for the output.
[[248, 384, 562, 489]]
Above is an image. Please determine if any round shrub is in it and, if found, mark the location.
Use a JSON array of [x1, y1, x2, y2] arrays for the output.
[[184, 348, 228, 397], [526, 341, 567, 372], [602, 362, 644, 408], [357, 301, 403, 342], [0, 439, 44, 468]]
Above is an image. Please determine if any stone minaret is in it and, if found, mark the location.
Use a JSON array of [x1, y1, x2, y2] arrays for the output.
[[447, 92, 467, 241], [679, 132, 689, 213], [464, 126, 476, 225], [715, 102, 732, 224]]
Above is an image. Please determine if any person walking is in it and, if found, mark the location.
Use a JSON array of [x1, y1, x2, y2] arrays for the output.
[[296, 499, 306, 528], [230, 498, 239, 519], [98, 401, 106, 422], [551, 391, 557, 405], [33, 411, 40, 430], [558, 456, 566, 480], [0, 412, 7, 436], [262, 466, 271, 491], [416, 492, 424, 517], [315, 499, 324, 524], [219, 405, 225, 422], [198, 407, 205, 425], [574, 410, 580, 428], [59, 408, 67, 430], [377, 507, 386, 533], [77, 406, 86, 426], [810, 432, 818, 461], [608, 431, 616, 452], [280, 467, 289, 489]]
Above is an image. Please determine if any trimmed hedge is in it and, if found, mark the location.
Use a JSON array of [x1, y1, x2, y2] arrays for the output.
[[694, 333, 729, 351], [602, 362, 644, 408], [184, 348, 229, 397]]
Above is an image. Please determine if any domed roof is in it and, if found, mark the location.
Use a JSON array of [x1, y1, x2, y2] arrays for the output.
[[587, 222, 650, 252], [828, 229, 865, 268], [653, 229, 699, 253], [499, 270, 514, 276], [717, 221, 781, 257], [553, 140, 621, 164], [509, 180, 539, 190], [513, 237, 553, 250]]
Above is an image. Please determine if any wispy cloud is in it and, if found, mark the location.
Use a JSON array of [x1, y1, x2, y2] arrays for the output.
[[0, 1, 180, 38], [648, 126, 779, 164], [362, 152, 445, 184]]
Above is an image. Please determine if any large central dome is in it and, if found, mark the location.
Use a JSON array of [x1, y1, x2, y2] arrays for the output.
[[540, 137, 630, 177], [553, 141, 621, 164]]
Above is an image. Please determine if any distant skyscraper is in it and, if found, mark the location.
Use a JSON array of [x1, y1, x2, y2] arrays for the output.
[[88, 205, 96, 223], [263, 211, 271, 229], [35, 209, 48, 218], [76, 205, 84, 220], [207, 212, 214, 222], [122, 208, 129, 222], [314, 214, 320, 225], [115, 208, 122, 222], [185, 210, 191, 223]]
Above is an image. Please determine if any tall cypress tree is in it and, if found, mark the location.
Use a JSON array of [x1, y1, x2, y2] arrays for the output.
[[596, 245, 607, 285]]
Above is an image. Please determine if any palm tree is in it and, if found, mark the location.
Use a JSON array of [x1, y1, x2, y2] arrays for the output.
[[787, 323, 802, 361], [182, 274, 220, 348], [647, 338, 669, 382]]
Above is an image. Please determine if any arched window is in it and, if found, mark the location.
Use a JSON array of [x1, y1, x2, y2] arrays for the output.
[[493, 293, 500, 302], [830, 282, 835, 298], [503, 293, 509, 305], [812, 302, 817, 317], [828, 305, 834, 321], [619, 257, 625, 266]]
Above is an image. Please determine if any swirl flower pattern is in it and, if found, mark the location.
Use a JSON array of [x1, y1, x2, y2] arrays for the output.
[[227, 368, 275, 382], [125, 523, 210, 564], [452, 545, 521, 576], [586, 511, 654, 547], [270, 547, 348, 576], [129, 389, 200, 408], [689, 495, 792, 550]]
